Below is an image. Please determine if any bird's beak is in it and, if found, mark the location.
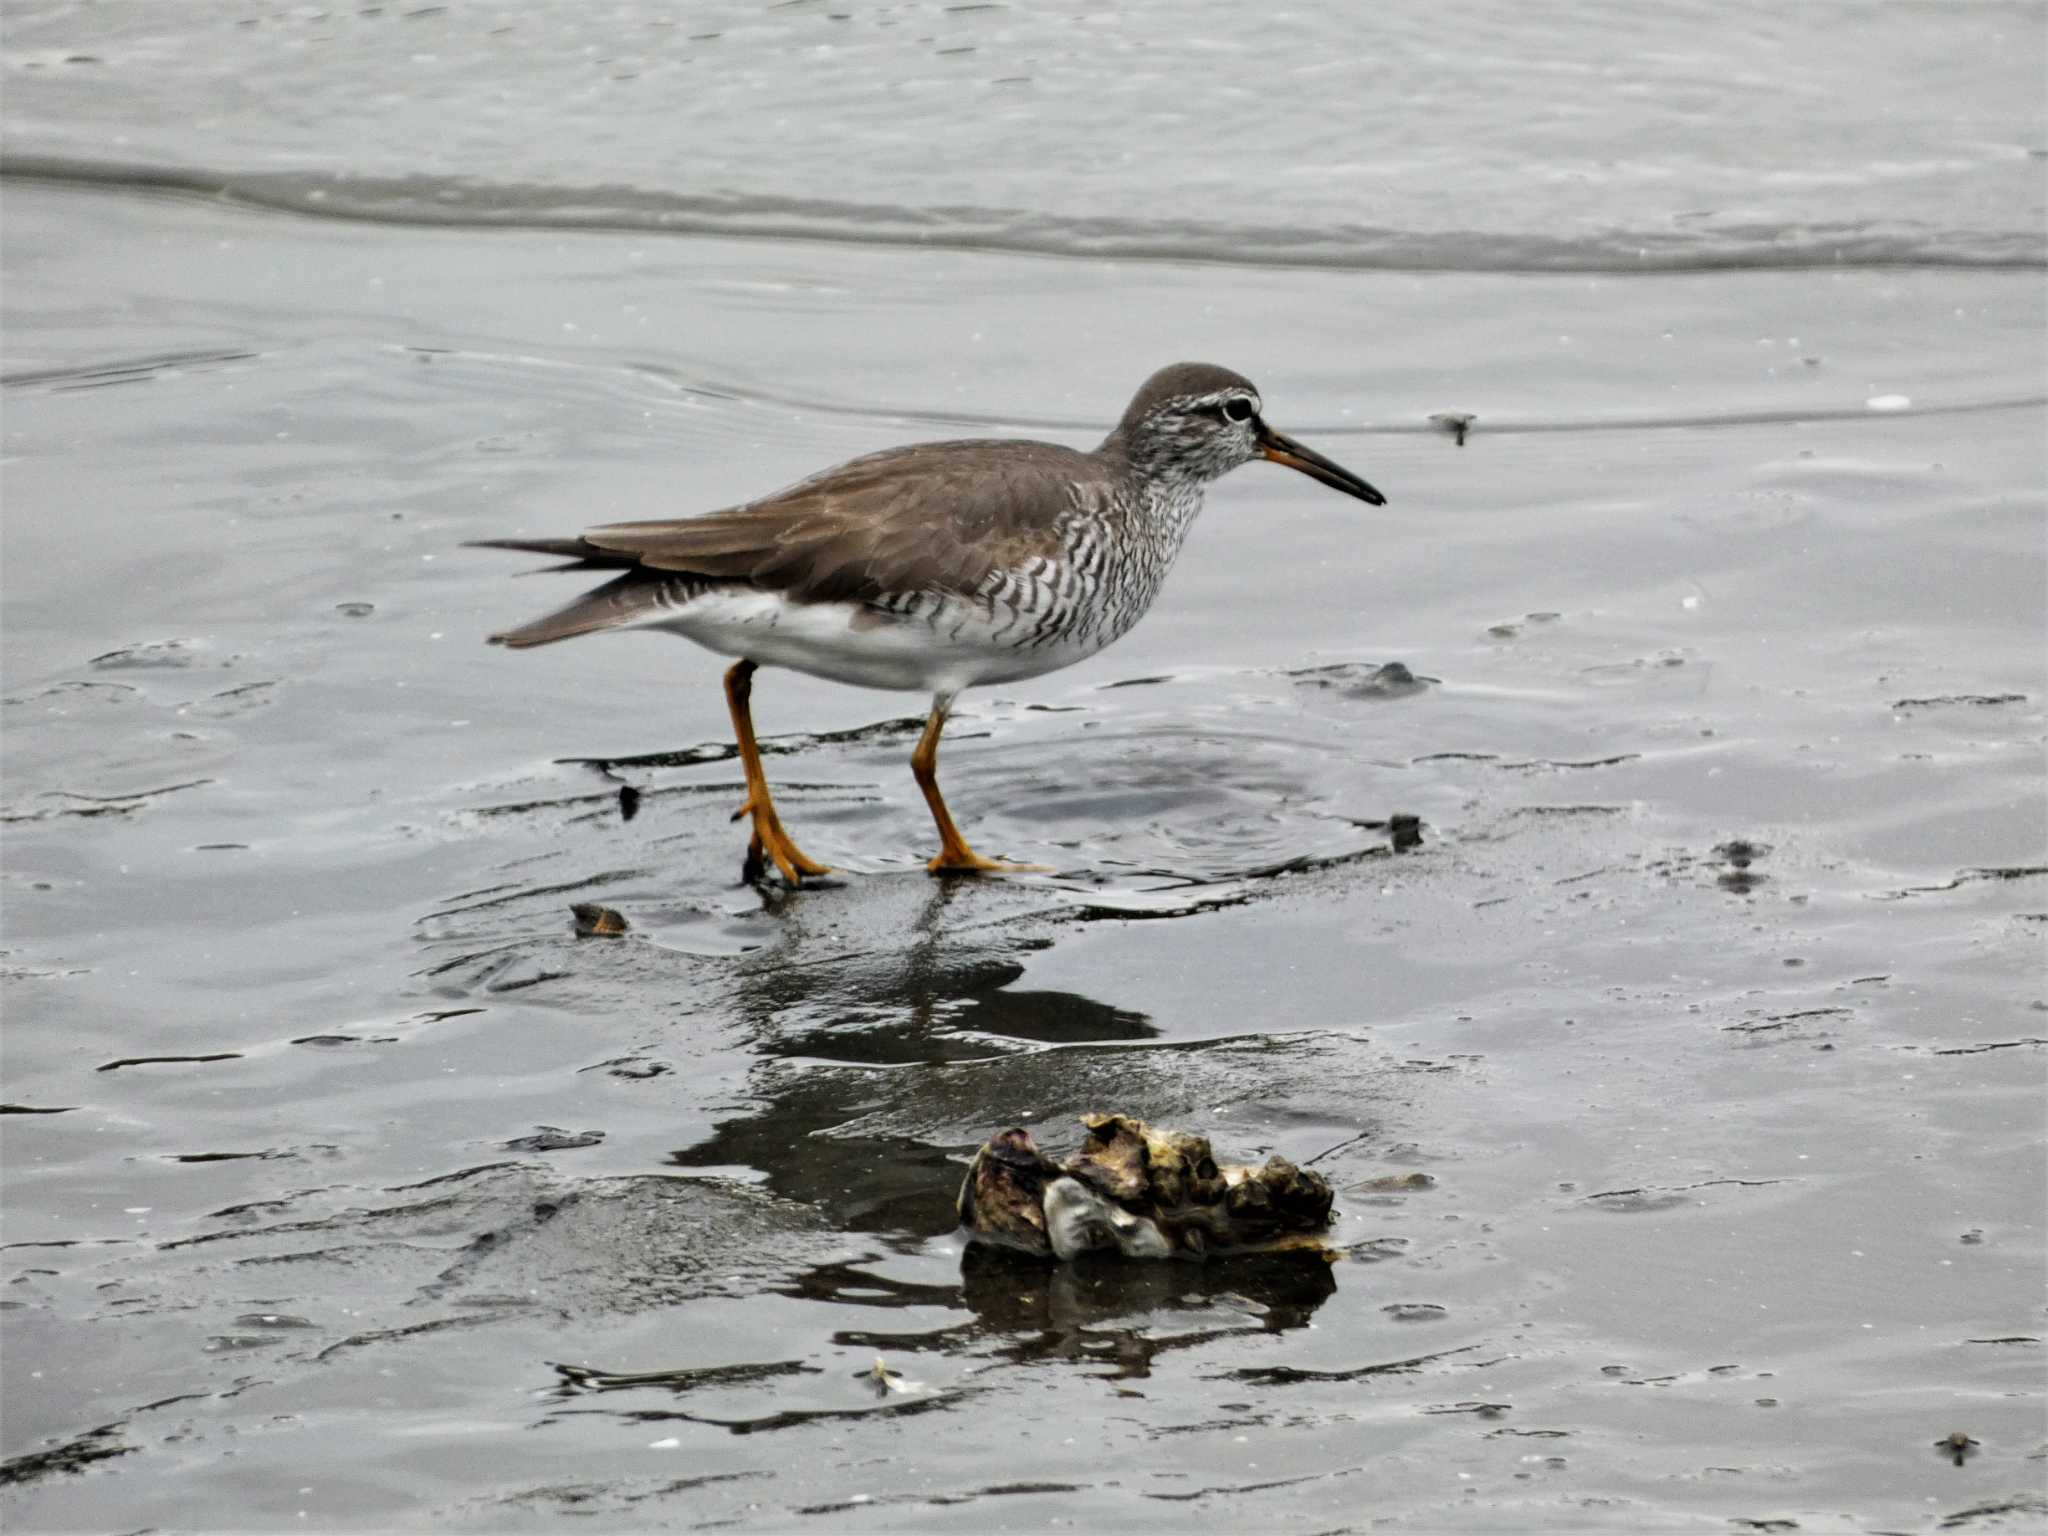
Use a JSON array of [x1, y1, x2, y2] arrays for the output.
[[1255, 420, 1386, 506]]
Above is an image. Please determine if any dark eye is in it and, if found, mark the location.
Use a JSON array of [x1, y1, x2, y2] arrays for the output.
[[1222, 396, 1254, 423]]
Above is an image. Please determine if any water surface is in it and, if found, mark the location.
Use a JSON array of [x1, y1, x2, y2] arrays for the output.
[[2, 2, 2044, 1530]]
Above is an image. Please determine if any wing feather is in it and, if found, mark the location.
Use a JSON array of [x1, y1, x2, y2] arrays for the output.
[[476, 437, 1109, 647], [583, 439, 1102, 603]]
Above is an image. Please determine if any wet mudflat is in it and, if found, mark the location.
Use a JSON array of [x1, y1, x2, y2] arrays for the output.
[[4, 179, 2041, 1532], [4, 2, 2046, 1528]]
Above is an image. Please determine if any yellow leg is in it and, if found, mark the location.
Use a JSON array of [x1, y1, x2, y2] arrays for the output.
[[723, 660, 829, 886], [913, 693, 1047, 875]]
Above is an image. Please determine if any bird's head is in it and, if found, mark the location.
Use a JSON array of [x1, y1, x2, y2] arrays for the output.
[[1107, 361, 1386, 506]]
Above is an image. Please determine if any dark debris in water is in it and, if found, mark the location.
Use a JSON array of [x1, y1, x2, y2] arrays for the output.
[[1500, 754, 1640, 773], [1428, 411, 1476, 446], [504, 1126, 605, 1152], [1936, 1431, 1982, 1465], [87, 638, 201, 670], [96, 1052, 242, 1073], [312, 1311, 515, 1364], [1938, 1494, 2048, 1529], [3, 777, 216, 824], [1215, 1343, 1482, 1384], [1723, 1006, 1849, 1038], [1583, 1177, 1788, 1212], [1286, 660, 1434, 699], [579, 1055, 672, 1079], [1880, 865, 2048, 901], [1063, 831, 1407, 921], [1140, 1465, 1365, 1503], [552, 1358, 818, 1395], [0, 1103, 77, 1115], [594, 1385, 974, 1437], [0, 1426, 134, 1486], [1892, 692, 2028, 711]]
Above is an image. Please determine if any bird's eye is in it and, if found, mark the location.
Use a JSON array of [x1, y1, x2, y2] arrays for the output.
[[1222, 396, 1255, 423]]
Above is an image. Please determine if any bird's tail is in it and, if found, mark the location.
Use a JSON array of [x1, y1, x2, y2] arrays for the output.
[[464, 536, 638, 569], [469, 536, 659, 648], [471, 539, 720, 649]]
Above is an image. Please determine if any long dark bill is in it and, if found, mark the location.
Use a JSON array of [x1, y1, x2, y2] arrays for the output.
[[1255, 421, 1386, 507]]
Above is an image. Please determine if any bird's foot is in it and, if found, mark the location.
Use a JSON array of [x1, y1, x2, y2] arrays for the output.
[[733, 797, 830, 885]]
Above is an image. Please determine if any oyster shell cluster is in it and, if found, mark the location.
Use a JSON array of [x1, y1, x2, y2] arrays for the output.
[[956, 1114, 1334, 1260]]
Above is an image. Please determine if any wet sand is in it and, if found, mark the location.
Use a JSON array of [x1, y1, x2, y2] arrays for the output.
[[2, 178, 2044, 1530]]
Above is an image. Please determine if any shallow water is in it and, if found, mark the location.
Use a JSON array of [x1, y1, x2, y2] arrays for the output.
[[3, 2, 2046, 1530]]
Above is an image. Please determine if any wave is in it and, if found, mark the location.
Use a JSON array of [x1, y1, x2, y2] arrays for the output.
[[5, 152, 2043, 275]]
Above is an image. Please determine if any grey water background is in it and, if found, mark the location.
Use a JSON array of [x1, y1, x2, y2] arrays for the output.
[[2, 0, 2044, 1529]]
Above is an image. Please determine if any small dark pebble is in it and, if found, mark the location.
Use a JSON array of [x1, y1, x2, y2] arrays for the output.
[[1383, 1302, 1448, 1322], [571, 903, 630, 937], [334, 602, 375, 618], [1960, 1229, 1985, 1245]]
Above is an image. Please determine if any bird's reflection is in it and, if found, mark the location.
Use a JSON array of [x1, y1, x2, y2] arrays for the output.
[[670, 878, 1155, 1236]]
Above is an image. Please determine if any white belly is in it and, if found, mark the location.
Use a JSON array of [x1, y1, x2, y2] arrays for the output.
[[645, 588, 1106, 695]]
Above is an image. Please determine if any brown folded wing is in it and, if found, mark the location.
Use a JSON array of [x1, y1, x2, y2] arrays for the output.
[[583, 438, 1103, 605]]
